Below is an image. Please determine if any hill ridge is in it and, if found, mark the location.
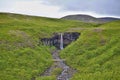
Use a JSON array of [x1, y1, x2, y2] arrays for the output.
[[61, 14, 120, 23]]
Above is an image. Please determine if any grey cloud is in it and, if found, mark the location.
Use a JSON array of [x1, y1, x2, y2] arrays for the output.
[[42, 0, 120, 16]]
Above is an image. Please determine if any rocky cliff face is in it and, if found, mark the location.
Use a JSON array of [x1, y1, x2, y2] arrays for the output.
[[40, 32, 80, 49]]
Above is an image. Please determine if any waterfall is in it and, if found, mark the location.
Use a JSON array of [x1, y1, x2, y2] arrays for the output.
[[60, 33, 63, 50]]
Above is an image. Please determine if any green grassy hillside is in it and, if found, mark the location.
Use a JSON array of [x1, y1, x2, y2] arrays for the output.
[[60, 21, 120, 80], [0, 13, 120, 80], [0, 13, 97, 80]]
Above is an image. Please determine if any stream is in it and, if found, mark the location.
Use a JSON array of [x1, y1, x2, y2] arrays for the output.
[[41, 50, 76, 80], [32, 33, 77, 80]]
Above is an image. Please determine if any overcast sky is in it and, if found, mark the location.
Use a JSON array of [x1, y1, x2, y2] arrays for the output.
[[0, 0, 120, 18]]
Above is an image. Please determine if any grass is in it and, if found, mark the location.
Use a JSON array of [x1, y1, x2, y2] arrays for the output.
[[60, 21, 120, 80], [0, 12, 120, 80], [0, 46, 52, 80], [0, 13, 97, 80]]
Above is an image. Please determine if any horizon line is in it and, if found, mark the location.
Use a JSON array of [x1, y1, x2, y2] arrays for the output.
[[0, 11, 120, 19]]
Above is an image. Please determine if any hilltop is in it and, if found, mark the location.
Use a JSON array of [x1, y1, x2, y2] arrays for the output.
[[62, 14, 120, 23]]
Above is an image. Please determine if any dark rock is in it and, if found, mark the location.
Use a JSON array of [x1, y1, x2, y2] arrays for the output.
[[40, 32, 80, 49]]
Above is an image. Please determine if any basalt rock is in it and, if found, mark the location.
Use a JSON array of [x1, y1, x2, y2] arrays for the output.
[[40, 32, 80, 49]]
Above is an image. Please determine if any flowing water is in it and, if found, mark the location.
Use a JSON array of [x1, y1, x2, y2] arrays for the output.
[[41, 50, 76, 80], [32, 33, 76, 80], [60, 33, 64, 50]]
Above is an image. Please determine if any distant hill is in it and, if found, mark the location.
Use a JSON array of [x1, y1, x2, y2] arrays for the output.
[[61, 14, 120, 23], [99, 17, 120, 22]]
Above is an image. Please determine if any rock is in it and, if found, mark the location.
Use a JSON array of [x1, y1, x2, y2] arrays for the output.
[[40, 32, 80, 49]]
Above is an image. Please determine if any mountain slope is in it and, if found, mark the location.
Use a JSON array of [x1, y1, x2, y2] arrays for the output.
[[99, 17, 120, 22], [60, 20, 120, 80], [0, 13, 120, 80], [0, 13, 97, 80], [62, 14, 120, 23]]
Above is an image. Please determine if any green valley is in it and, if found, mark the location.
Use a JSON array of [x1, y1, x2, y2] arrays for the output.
[[0, 13, 120, 80]]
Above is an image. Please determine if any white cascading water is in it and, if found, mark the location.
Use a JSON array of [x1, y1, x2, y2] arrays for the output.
[[60, 33, 63, 50]]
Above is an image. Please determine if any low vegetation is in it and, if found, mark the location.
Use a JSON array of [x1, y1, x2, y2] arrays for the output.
[[0, 13, 96, 80], [60, 21, 120, 80], [0, 46, 52, 80], [0, 13, 119, 80]]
